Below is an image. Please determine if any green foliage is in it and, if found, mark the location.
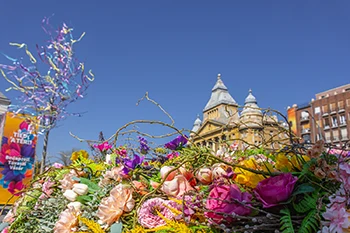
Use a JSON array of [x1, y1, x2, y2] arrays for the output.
[[292, 183, 315, 197], [293, 192, 318, 214], [280, 209, 295, 233], [298, 209, 319, 233], [80, 177, 100, 193]]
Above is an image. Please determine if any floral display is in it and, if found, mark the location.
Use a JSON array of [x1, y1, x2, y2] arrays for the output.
[[0, 134, 349, 233]]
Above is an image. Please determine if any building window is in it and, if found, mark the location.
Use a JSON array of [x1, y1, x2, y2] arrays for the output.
[[325, 131, 331, 142], [338, 101, 344, 110], [330, 103, 336, 112], [322, 105, 328, 113], [333, 130, 339, 141], [316, 134, 321, 140], [302, 134, 311, 143], [324, 118, 330, 127], [314, 107, 320, 114], [347, 99, 350, 107], [301, 111, 309, 120], [332, 116, 338, 127], [341, 128, 348, 140], [340, 114, 346, 125]]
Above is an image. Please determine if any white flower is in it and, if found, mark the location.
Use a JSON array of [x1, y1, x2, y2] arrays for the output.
[[72, 183, 89, 195], [67, 202, 82, 211], [63, 190, 78, 202]]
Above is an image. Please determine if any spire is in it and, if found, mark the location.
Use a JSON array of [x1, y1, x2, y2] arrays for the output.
[[204, 74, 237, 111]]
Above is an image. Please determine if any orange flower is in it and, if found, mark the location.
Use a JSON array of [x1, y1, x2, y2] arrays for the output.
[[97, 184, 135, 225], [150, 180, 160, 189], [132, 180, 148, 195], [54, 207, 80, 233], [179, 167, 197, 186]]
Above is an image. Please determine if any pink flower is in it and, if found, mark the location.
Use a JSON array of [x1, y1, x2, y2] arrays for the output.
[[206, 184, 252, 224], [0, 143, 21, 163], [53, 163, 64, 169], [254, 173, 297, 208], [167, 151, 179, 160], [339, 163, 350, 190], [138, 198, 180, 228], [196, 167, 213, 185], [322, 206, 350, 232], [94, 142, 112, 152], [1, 227, 9, 233], [97, 184, 135, 225], [161, 174, 194, 197], [19, 121, 29, 130], [39, 178, 55, 199], [8, 181, 25, 196], [160, 166, 177, 181], [54, 207, 80, 233]]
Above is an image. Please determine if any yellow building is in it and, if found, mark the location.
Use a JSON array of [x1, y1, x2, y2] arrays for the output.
[[190, 74, 289, 151]]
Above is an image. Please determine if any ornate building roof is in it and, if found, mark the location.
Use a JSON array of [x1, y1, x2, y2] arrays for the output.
[[240, 89, 262, 116], [191, 115, 202, 133], [0, 91, 10, 106], [203, 74, 237, 112]]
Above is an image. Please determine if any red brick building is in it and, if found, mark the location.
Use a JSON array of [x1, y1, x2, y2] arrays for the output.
[[287, 84, 350, 147]]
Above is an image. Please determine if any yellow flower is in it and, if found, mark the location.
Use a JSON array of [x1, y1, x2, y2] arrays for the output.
[[290, 154, 310, 170], [126, 226, 147, 233], [78, 216, 105, 233], [275, 153, 293, 171], [155, 147, 167, 154], [234, 158, 265, 188], [71, 150, 89, 161]]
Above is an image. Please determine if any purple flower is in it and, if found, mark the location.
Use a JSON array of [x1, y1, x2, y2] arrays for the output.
[[21, 144, 35, 158], [138, 136, 150, 154], [254, 173, 298, 208], [165, 135, 188, 150], [122, 154, 144, 175]]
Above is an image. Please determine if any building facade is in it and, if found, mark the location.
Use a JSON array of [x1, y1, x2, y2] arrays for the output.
[[287, 84, 350, 147], [190, 74, 288, 151]]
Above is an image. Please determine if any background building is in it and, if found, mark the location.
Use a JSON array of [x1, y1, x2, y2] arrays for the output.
[[190, 74, 288, 151], [287, 84, 350, 147]]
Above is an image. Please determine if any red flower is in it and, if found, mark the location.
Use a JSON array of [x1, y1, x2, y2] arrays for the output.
[[8, 181, 25, 196]]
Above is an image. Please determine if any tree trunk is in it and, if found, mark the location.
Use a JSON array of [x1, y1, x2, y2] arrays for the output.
[[40, 130, 50, 174]]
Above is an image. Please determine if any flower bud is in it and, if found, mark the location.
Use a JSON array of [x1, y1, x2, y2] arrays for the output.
[[63, 189, 78, 201], [72, 183, 89, 195], [67, 201, 82, 211], [196, 167, 213, 185]]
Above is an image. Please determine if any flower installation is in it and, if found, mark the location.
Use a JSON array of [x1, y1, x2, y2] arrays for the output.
[[0, 135, 349, 233]]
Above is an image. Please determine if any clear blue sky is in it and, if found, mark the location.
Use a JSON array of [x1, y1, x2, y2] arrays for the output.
[[0, 1, 349, 160]]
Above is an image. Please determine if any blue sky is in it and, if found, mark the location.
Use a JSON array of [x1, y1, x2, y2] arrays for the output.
[[0, 1, 349, 160]]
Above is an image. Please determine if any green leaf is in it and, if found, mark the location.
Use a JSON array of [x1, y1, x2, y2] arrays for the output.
[[80, 177, 100, 192], [0, 222, 9, 231], [298, 209, 319, 233], [292, 184, 315, 196], [280, 209, 295, 233], [110, 222, 123, 233], [76, 195, 93, 204]]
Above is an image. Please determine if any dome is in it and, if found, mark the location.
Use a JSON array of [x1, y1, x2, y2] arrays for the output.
[[191, 115, 202, 133]]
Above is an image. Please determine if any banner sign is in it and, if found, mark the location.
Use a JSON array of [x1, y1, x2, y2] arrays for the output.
[[287, 107, 297, 135], [0, 112, 37, 204]]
